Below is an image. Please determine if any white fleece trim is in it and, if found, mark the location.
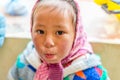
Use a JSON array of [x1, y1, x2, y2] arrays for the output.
[[26, 51, 101, 78], [7, 70, 15, 80], [26, 49, 41, 69], [63, 53, 101, 77]]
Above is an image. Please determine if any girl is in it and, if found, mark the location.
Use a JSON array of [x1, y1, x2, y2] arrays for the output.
[[8, 0, 110, 80]]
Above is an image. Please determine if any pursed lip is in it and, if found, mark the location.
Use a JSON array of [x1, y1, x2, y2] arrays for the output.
[[43, 49, 56, 58], [44, 53, 55, 59], [44, 49, 55, 55]]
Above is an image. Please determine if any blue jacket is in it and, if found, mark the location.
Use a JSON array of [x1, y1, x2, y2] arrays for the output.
[[7, 41, 110, 80]]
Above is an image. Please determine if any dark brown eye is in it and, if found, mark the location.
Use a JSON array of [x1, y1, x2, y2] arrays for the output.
[[56, 31, 64, 35], [36, 30, 44, 34]]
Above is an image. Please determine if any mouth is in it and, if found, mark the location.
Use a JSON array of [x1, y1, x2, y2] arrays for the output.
[[45, 53, 55, 59]]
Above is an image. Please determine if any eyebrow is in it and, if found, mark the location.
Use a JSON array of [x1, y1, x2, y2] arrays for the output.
[[35, 23, 66, 29], [55, 25, 62, 28], [37, 24, 45, 27], [54, 25, 66, 29]]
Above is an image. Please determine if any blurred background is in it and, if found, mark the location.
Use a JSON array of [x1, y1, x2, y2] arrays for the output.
[[0, 0, 120, 80]]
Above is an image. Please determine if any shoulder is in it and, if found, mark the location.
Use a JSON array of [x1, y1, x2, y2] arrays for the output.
[[16, 41, 39, 72], [64, 65, 109, 80], [8, 41, 36, 80], [16, 40, 42, 72], [64, 54, 110, 80], [16, 41, 34, 67]]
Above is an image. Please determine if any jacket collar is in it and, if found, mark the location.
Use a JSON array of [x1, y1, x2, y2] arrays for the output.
[[26, 49, 41, 69], [25, 49, 101, 77]]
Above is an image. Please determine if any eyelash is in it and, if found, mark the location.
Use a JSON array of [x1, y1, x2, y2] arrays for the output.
[[36, 30, 65, 35], [56, 31, 64, 35], [36, 30, 44, 34]]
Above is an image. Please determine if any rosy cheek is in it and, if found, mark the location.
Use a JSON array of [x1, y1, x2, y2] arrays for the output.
[[32, 36, 42, 50], [61, 42, 68, 48], [59, 40, 72, 55]]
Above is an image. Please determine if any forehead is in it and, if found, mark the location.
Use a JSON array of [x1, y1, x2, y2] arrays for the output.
[[33, 0, 74, 18]]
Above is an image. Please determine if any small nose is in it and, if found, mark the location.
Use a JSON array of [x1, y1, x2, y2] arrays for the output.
[[44, 35, 55, 48]]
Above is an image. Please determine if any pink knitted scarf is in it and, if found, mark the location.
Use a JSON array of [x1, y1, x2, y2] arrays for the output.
[[32, 0, 93, 80]]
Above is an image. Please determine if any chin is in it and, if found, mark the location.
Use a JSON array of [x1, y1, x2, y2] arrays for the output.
[[45, 60, 61, 64]]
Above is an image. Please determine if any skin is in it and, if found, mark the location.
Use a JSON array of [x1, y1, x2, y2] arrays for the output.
[[31, 7, 75, 64]]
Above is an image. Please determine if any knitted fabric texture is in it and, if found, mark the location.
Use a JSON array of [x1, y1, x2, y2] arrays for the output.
[[34, 63, 63, 80], [32, 0, 93, 80]]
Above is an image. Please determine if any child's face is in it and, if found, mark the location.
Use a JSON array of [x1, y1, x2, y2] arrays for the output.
[[31, 8, 75, 64]]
